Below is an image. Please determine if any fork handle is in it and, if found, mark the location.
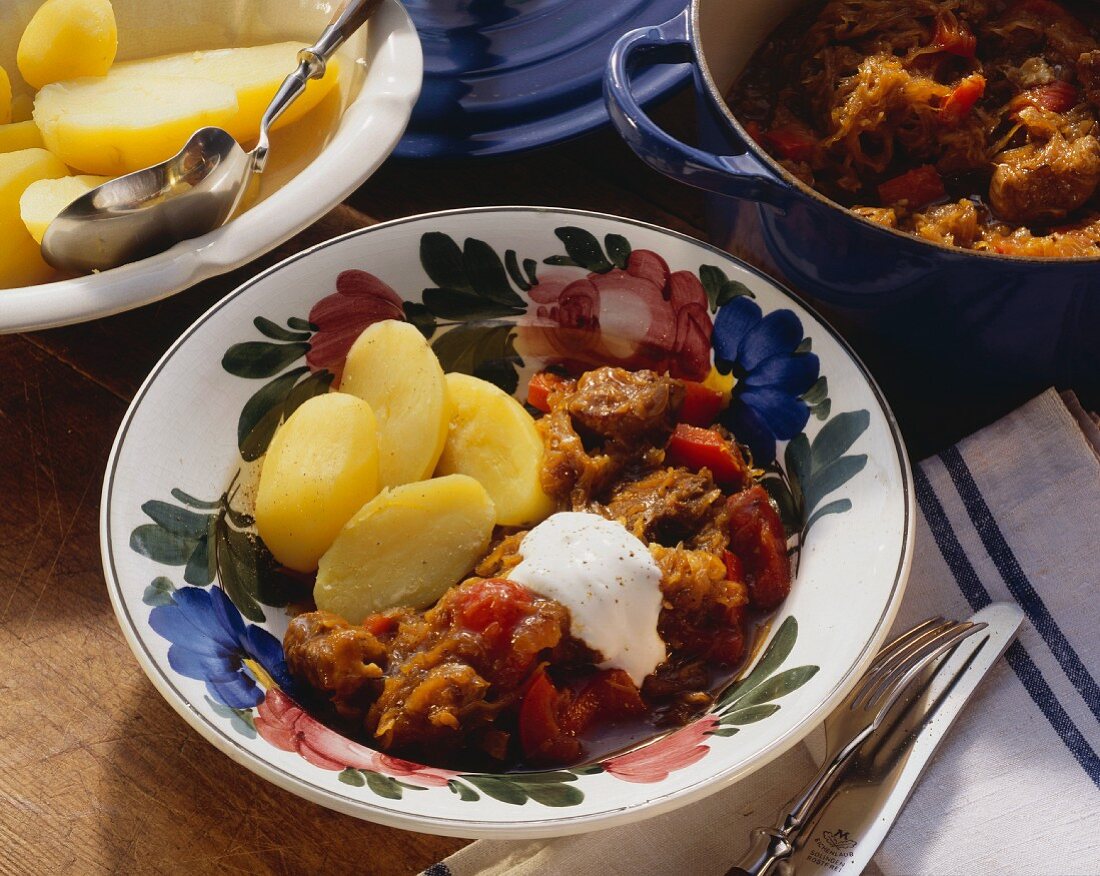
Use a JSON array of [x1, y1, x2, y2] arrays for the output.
[[724, 828, 793, 876]]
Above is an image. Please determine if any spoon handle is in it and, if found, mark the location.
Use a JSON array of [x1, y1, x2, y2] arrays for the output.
[[253, 0, 384, 171]]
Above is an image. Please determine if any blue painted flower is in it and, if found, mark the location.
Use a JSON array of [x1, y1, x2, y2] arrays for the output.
[[713, 297, 820, 463], [149, 585, 292, 709]]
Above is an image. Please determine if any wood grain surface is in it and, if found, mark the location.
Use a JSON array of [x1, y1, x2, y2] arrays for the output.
[[0, 91, 1076, 875]]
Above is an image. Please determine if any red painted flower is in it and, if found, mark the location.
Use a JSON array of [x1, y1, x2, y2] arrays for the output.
[[602, 716, 717, 783], [254, 689, 455, 787], [306, 270, 406, 382], [518, 250, 713, 380]]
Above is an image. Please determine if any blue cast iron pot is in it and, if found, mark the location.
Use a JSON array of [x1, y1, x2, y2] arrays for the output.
[[604, 2, 1100, 444]]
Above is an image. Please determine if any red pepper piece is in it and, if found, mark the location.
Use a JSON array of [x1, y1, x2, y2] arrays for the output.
[[763, 125, 817, 162], [727, 485, 791, 610], [723, 549, 744, 582], [1011, 81, 1079, 115], [560, 670, 645, 736], [527, 371, 571, 413], [877, 164, 947, 208], [362, 613, 396, 637], [679, 380, 726, 427], [665, 423, 749, 490], [518, 668, 582, 764], [940, 74, 986, 125]]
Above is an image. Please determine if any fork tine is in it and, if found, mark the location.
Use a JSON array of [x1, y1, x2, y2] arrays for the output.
[[864, 621, 987, 717], [850, 619, 953, 707]]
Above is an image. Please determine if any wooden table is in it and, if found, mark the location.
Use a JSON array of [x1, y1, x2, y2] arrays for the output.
[[0, 93, 1055, 874]]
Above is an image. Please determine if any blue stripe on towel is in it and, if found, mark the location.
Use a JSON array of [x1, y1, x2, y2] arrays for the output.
[[940, 446, 1100, 727], [915, 467, 1100, 789]]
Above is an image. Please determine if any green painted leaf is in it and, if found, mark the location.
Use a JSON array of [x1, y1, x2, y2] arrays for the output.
[[736, 665, 820, 708], [783, 433, 811, 510], [286, 316, 315, 332], [505, 249, 531, 292], [699, 264, 726, 311], [813, 398, 832, 421], [403, 301, 437, 339], [800, 376, 828, 406], [554, 227, 612, 273], [523, 783, 584, 807], [810, 410, 870, 472], [142, 576, 176, 607], [237, 367, 308, 461], [448, 780, 480, 801], [794, 337, 813, 354], [394, 779, 428, 791], [282, 370, 334, 421], [170, 488, 222, 510], [804, 455, 867, 516], [719, 616, 799, 708], [511, 771, 579, 784], [522, 258, 539, 286], [366, 772, 405, 799], [760, 470, 800, 539], [543, 254, 580, 267], [464, 775, 528, 806], [574, 764, 605, 776], [717, 280, 754, 309], [254, 316, 311, 343], [130, 524, 195, 565], [214, 517, 265, 622], [420, 232, 473, 293], [804, 499, 852, 537], [222, 341, 310, 379], [722, 703, 781, 725], [183, 534, 215, 586], [422, 288, 525, 321], [339, 768, 366, 787], [141, 500, 211, 538], [605, 233, 631, 269], [463, 238, 527, 307], [709, 726, 740, 737], [433, 324, 522, 395], [205, 696, 258, 739]]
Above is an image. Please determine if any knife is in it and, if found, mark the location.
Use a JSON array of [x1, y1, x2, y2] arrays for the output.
[[776, 601, 1024, 876]]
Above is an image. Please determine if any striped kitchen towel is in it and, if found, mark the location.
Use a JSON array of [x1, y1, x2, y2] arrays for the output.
[[428, 389, 1100, 876]]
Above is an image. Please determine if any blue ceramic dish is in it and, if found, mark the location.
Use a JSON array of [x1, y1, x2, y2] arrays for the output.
[[603, 2, 1100, 431], [395, 0, 690, 158]]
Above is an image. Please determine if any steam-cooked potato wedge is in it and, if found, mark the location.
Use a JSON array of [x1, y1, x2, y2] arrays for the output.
[[339, 320, 451, 488], [0, 67, 11, 125], [315, 474, 496, 621], [0, 121, 45, 154], [255, 393, 380, 573], [436, 373, 555, 526], [0, 148, 68, 288], [17, 0, 118, 90]]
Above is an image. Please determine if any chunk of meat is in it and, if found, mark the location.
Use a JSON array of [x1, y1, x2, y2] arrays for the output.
[[727, 485, 792, 610], [284, 611, 389, 721], [651, 544, 749, 665], [599, 466, 729, 550], [475, 530, 527, 578], [537, 407, 621, 507], [1076, 49, 1100, 110], [911, 199, 981, 247], [990, 132, 1100, 223], [565, 367, 684, 450]]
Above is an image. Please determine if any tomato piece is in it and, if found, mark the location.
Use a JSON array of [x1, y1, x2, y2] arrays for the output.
[[723, 549, 744, 582], [877, 165, 946, 208], [940, 74, 986, 125], [526, 371, 571, 413], [561, 670, 646, 735], [362, 613, 396, 637], [455, 578, 533, 640], [932, 13, 977, 57], [1011, 81, 1078, 115], [727, 485, 791, 610], [679, 380, 726, 427], [518, 668, 582, 764], [665, 424, 749, 490], [763, 125, 817, 162]]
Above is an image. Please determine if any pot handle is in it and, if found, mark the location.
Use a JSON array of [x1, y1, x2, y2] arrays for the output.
[[605, 9, 785, 204]]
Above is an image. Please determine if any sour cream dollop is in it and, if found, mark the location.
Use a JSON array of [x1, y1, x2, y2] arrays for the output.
[[507, 512, 666, 686]]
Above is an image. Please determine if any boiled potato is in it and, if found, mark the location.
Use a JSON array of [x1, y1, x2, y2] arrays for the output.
[[436, 373, 554, 526], [315, 474, 496, 621], [0, 148, 68, 288], [0, 121, 43, 154], [255, 393, 380, 573], [0, 67, 11, 125], [34, 43, 340, 176], [20, 174, 110, 243], [17, 0, 118, 90], [340, 321, 451, 488]]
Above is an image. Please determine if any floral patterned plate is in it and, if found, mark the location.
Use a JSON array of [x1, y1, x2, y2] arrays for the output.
[[101, 207, 914, 839]]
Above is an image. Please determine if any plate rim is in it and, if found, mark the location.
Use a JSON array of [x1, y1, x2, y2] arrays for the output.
[[100, 204, 914, 838]]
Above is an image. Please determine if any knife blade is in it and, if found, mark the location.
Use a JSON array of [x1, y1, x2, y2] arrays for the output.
[[778, 601, 1024, 876]]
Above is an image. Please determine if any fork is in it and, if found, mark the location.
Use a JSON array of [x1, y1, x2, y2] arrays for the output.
[[725, 616, 987, 876]]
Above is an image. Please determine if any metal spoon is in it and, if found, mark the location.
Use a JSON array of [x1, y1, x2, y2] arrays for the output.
[[42, 0, 382, 274]]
